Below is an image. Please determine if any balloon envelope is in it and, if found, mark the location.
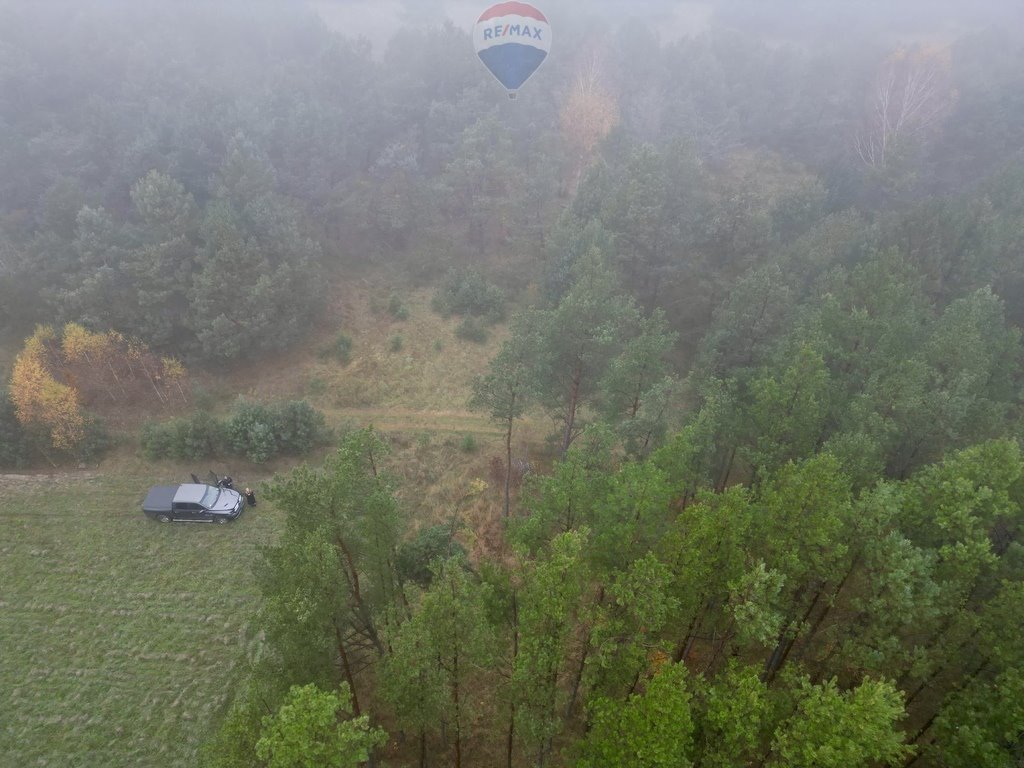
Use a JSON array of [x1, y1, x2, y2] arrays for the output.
[[473, 2, 551, 95]]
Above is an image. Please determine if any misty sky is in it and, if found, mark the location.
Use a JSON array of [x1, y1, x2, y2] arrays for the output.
[[308, 0, 1024, 52]]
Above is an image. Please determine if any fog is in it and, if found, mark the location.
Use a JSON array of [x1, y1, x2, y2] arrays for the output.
[[309, 0, 1024, 52], [3, 3, 1024, 768]]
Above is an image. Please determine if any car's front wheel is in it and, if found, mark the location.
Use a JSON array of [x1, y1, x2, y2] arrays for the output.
[[157, 514, 171, 523]]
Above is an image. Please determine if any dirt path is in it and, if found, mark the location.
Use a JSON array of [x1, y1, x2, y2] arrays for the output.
[[324, 406, 542, 437], [0, 471, 100, 491]]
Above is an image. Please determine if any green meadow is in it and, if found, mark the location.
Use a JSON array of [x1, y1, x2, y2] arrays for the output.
[[0, 474, 282, 767]]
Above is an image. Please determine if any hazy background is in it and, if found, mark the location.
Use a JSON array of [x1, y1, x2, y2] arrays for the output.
[[309, 0, 1024, 52]]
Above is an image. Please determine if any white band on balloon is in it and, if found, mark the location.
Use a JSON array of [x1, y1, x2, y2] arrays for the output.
[[474, 15, 552, 54]]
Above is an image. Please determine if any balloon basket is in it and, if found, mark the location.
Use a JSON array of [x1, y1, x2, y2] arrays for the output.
[[508, 91, 518, 101]]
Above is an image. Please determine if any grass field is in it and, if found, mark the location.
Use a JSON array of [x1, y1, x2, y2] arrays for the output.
[[0, 473, 283, 767]]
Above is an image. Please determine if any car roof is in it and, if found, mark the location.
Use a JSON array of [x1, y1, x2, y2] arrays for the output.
[[173, 484, 212, 504]]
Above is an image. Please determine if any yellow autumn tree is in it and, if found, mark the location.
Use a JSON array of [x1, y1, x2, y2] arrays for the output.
[[8, 323, 190, 453], [161, 357, 189, 404], [10, 326, 85, 451]]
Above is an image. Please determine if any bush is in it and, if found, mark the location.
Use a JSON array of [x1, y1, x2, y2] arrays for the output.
[[390, 334, 403, 352], [226, 401, 278, 462], [273, 400, 331, 454], [141, 421, 170, 461], [305, 376, 327, 396], [460, 434, 478, 453], [142, 400, 329, 464], [388, 293, 410, 321], [432, 269, 506, 322], [320, 333, 353, 365], [395, 524, 467, 586], [227, 399, 331, 463], [0, 388, 32, 469], [141, 412, 223, 461], [455, 317, 489, 343], [76, 416, 111, 463], [178, 411, 224, 459]]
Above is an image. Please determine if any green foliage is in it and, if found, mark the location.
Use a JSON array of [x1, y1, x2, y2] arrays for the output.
[[379, 558, 496, 761], [388, 292, 409, 320], [226, 399, 330, 463], [320, 333, 353, 365], [459, 434, 477, 453], [226, 401, 280, 463], [201, 688, 265, 768], [257, 429, 403, 695], [577, 662, 695, 768], [75, 415, 111, 463], [142, 401, 327, 463], [141, 411, 225, 461], [768, 677, 909, 768], [0, 388, 32, 468], [455, 316, 489, 343], [395, 524, 465, 587], [255, 683, 385, 768], [585, 553, 679, 698], [693, 662, 770, 768], [526, 250, 642, 453], [389, 334, 403, 352], [513, 531, 590, 760], [432, 268, 506, 322], [272, 401, 331, 455]]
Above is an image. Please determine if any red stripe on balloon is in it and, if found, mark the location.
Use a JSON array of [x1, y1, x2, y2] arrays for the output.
[[477, 2, 548, 23]]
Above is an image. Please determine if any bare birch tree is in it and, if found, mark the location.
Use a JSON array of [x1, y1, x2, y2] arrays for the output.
[[855, 45, 956, 170]]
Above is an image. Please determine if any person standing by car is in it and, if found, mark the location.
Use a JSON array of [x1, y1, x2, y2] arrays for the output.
[[244, 487, 257, 507]]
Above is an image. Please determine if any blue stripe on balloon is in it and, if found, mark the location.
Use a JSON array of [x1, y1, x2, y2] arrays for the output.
[[477, 43, 547, 92]]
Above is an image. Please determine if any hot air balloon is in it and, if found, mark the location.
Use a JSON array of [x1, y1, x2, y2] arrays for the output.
[[473, 2, 551, 100]]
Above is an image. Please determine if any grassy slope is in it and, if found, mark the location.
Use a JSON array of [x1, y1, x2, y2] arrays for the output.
[[0, 282, 540, 766]]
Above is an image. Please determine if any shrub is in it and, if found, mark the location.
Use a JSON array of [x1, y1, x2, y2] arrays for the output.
[[390, 334, 403, 352], [226, 400, 278, 462], [141, 412, 223, 461], [388, 293, 410, 321], [244, 421, 277, 463], [433, 269, 506, 322], [141, 421, 177, 461], [460, 434, 478, 453], [178, 411, 224, 459], [273, 400, 331, 454], [455, 317, 489, 343], [142, 400, 329, 464], [305, 376, 327, 397], [76, 416, 111, 463], [320, 333, 353, 365], [0, 388, 31, 469], [395, 524, 467, 586]]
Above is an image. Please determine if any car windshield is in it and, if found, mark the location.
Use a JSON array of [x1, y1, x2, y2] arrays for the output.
[[200, 486, 220, 508]]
